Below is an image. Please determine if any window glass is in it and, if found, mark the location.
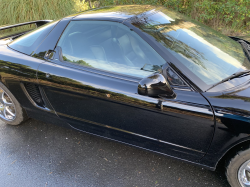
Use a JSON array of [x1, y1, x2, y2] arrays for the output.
[[130, 9, 250, 86], [57, 21, 167, 78], [166, 67, 186, 86], [8, 21, 58, 55]]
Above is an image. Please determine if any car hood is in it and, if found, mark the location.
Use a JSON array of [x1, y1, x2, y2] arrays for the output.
[[230, 85, 250, 100], [203, 82, 250, 118], [206, 82, 250, 108]]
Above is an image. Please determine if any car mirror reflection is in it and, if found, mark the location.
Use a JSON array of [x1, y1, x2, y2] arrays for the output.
[[138, 72, 176, 99]]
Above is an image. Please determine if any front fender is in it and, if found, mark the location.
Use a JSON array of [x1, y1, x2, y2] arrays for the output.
[[201, 91, 250, 168]]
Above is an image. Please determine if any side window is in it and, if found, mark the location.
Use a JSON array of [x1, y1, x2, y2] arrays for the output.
[[57, 21, 167, 78], [8, 21, 58, 55]]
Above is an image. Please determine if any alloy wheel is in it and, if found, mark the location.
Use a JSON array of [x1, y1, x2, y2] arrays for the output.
[[238, 160, 250, 187], [0, 88, 16, 121]]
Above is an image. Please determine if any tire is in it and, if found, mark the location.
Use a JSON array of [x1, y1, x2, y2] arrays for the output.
[[226, 148, 250, 187], [0, 82, 28, 125]]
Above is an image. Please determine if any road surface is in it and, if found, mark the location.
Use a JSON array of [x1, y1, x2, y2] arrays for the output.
[[0, 119, 230, 187]]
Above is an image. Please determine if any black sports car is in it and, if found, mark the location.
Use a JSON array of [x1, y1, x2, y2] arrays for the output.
[[0, 5, 250, 187]]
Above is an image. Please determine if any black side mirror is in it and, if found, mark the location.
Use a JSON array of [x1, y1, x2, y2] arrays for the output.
[[138, 72, 176, 99]]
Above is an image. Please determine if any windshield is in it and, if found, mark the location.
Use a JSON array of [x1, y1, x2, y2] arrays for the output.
[[130, 8, 250, 88]]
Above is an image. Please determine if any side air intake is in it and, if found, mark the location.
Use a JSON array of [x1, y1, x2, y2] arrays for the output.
[[23, 83, 44, 107]]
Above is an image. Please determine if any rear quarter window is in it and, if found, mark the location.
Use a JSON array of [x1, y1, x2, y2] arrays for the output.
[[8, 21, 58, 55]]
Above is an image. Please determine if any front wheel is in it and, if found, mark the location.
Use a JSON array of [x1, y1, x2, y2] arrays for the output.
[[226, 148, 250, 187], [0, 82, 28, 125]]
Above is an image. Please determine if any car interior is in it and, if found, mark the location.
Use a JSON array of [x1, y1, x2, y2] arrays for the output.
[[57, 21, 166, 78]]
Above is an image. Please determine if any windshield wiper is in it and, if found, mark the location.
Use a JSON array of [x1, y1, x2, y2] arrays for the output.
[[238, 40, 250, 61], [206, 69, 250, 91], [206, 40, 250, 91]]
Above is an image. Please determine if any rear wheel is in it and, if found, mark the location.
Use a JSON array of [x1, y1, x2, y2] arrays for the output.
[[226, 148, 250, 187], [0, 82, 28, 125]]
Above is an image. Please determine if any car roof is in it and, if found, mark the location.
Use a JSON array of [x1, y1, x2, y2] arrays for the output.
[[72, 5, 161, 22]]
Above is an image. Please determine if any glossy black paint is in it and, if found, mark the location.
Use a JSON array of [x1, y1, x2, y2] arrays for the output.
[[0, 45, 68, 128], [0, 5, 249, 171], [138, 72, 176, 98], [201, 84, 250, 167], [36, 57, 214, 164]]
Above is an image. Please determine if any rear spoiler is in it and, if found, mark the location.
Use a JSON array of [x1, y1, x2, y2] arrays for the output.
[[0, 20, 53, 39]]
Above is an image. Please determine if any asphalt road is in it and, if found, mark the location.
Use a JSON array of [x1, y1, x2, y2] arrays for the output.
[[0, 119, 230, 187]]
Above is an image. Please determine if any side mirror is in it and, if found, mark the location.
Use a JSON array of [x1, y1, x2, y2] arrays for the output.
[[54, 46, 64, 62], [138, 72, 176, 99]]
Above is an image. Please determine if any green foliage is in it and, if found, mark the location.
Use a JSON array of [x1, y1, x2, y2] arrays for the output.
[[192, 0, 250, 31], [0, 0, 75, 26], [0, 0, 249, 37], [99, 0, 250, 35]]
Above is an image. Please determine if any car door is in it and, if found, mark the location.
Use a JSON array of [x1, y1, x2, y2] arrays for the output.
[[36, 20, 214, 162]]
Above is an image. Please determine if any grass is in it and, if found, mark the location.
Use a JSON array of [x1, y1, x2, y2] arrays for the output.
[[0, 0, 78, 38], [0, 0, 75, 26]]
